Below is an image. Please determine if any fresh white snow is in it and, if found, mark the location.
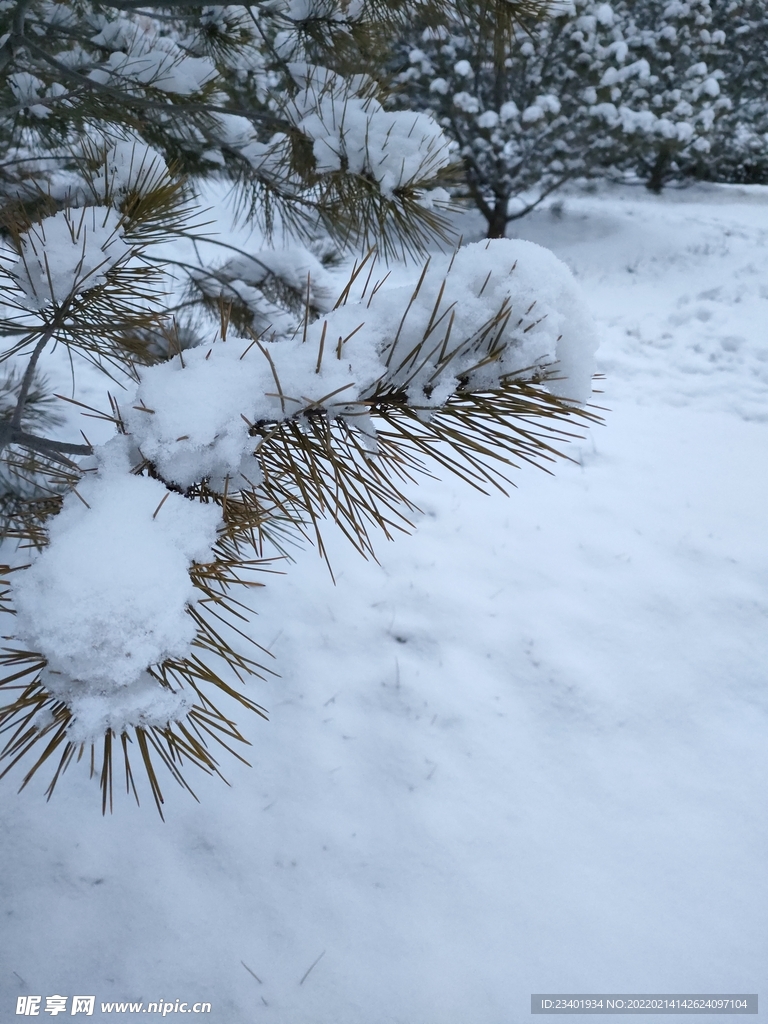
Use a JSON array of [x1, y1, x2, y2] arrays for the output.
[[10, 231, 597, 713], [8, 207, 128, 310], [0, 181, 766, 1022], [286, 64, 452, 194], [12, 436, 221, 737]]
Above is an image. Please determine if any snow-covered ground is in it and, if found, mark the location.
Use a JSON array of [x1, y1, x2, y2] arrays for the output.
[[1, 182, 766, 1023]]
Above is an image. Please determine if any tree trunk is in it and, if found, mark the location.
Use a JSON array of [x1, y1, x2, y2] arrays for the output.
[[486, 197, 509, 238], [646, 148, 671, 194]]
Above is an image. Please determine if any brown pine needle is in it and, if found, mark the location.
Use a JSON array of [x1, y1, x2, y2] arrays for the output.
[[152, 492, 170, 519], [299, 951, 325, 986]]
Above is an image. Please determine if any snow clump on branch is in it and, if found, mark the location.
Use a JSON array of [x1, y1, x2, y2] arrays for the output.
[[286, 64, 452, 193], [9, 208, 128, 310], [99, 136, 170, 196], [127, 238, 598, 490], [11, 438, 221, 739], [88, 23, 217, 96]]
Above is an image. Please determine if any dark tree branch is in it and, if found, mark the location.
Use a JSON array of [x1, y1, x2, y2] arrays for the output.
[[0, 0, 33, 73], [0, 421, 92, 464], [506, 173, 573, 222], [11, 327, 55, 431], [0, 308, 91, 465]]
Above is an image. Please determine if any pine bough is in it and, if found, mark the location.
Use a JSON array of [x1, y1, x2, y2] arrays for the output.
[[0, 0, 599, 813]]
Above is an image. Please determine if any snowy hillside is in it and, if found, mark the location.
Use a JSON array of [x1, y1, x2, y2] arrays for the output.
[[1, 182, 766, 1023]]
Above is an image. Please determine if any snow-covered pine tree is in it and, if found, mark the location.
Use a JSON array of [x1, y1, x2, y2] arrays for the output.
[[585, 0, 729, 192], [0, 0, 600, 813], [704, 0, 768, 184], [393, 0, 730, 234], [391, 0, 615, 237]]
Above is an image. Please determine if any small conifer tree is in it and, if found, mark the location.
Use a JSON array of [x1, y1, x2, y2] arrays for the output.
[[587, 0, 729, 192], [703, 0, 768, 184], [393, 0, 730, 235], [0, 0, 600, 813], [392, 0, 613, 237]]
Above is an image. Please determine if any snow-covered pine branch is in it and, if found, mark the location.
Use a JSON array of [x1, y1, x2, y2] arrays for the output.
[[0, 0, 600, 813]]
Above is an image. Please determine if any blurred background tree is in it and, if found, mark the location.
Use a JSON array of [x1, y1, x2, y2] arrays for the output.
[[703, 0, 768, 184], [391, 0, 733, 237]]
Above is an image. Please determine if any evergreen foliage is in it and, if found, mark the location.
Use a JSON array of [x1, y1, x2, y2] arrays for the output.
[[705, 0, 768, 184], [586, 0, 729, 192], [0, 0, 600, 813]]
